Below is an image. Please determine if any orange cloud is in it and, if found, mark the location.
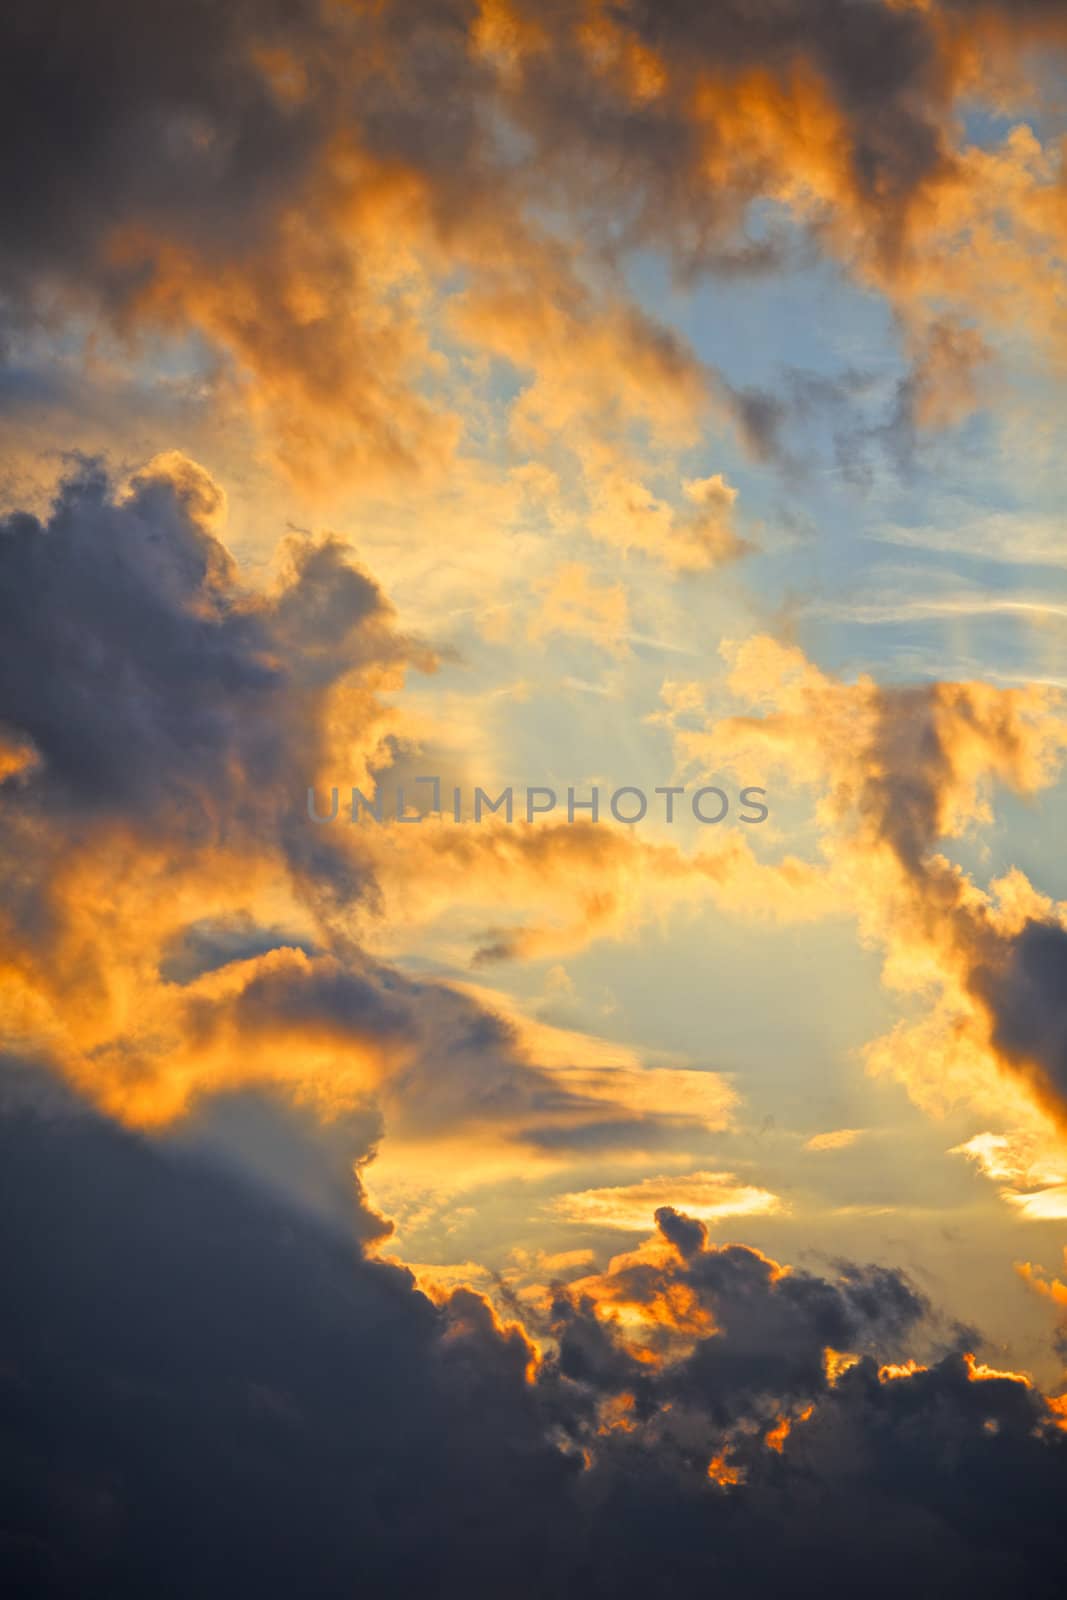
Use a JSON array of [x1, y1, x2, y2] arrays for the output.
[[805, 1128, 868, 1152], [551, 1170, 783, 1233], [660, 635, 1067, 1148], [528, 562, 631, 654]]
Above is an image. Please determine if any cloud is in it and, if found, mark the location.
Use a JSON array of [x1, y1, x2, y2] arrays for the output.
[[0, 453, 424, 837], [527, 562, 631, 655], [0, 455, 751, 1162], [807, 592, 1067, 626], [585, 468, 749, 572], [4, 1069, 1067, 1597], [805, 1128, 868, 1152], [370, 818, 839, 973], [968, 918, 1067, 1120], [0, 455, 427, 1110], [952, 1128, 1067, 1220], [1007, 1186, 1067, 1221], [0, 1059, 570, 1597], [663, 634, 1067, 1145], [5, 8, 1067, 1584], [903, 315, 992, 433], [12, 459, 1067, 1213], [551, 1170, 783, 1232], [870, 512, 1067, 569], [3, 0, 1066, 504]]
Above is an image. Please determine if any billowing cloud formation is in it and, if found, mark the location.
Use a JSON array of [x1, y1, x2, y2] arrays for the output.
[[4, 0, 1055, 293], [0, 456, 759, 1164], [2, 0, 1065, 500], [655, 635, 1067, 1238], [0, 1062, 568, 1597], [670, 636, 1067, 1125], [0, 453, 421, 1078], [969, 919, 1067, 1120], [0, 451, 420, 838], [3, 1074, 1067, 1599], [3, 7, 1067, 1584]]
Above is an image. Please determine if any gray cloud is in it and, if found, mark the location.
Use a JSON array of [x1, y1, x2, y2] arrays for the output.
[[2, 1075, 1065, 1599], [0, 456, 419, 834], [969, 917, 1067, 1118]]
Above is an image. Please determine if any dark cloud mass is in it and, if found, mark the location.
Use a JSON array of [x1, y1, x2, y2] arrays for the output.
[[970, 917, 1067, 1118], [4, 5, 1067, 1594], [0, 0, 327, 292], [0, 454, 417, 831], [1, 1067, 1066, 1598], [0, 454, 410, 988], [0, 1064, 571, 1599]]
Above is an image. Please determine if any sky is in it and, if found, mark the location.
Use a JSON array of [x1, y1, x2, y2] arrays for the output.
[[2, 1, 1067, 1594]]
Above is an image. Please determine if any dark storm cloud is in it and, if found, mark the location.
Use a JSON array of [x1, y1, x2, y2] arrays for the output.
[[655, 1202, 708, 1258], [2, 1071, 1066, 1599], [0, 1060, 574, 1600], [549, 1209, 931, 1424], [0, 454, 421, 853], [575, 1347, 1067, 1600]]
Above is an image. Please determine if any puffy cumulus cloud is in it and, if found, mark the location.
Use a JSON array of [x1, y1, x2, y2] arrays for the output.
[[584, 467, 749, 573], [0, 0, 477, 488], [883, 123, 1067, 385], [445, 257, 763, 570], [547, 1206, 932, 1396], [4, 1069, 1067, 1600], [493, 0, 953, 255], [0, 453, 424, 1046], [661, 635, 1067, 1146], [447, 269, 710, 450], [474, 0, 1067, 405], [0, 452, 422, 836], [0, 0, 993, 292]]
